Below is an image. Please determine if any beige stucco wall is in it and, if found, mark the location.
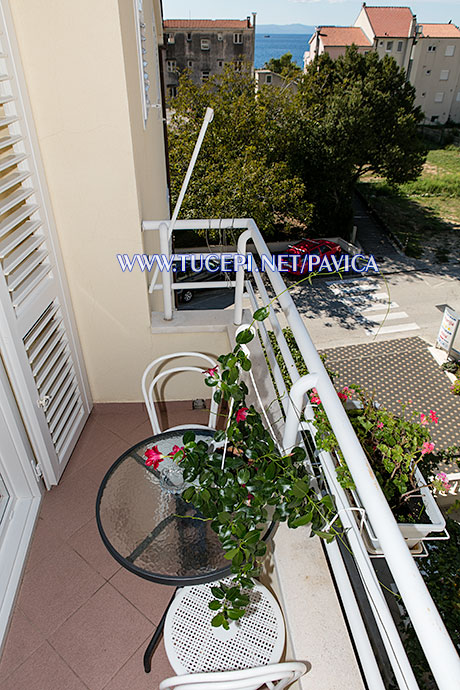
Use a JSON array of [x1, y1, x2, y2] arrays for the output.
[[412, 38, 460, 124], [9, 0, 228, 402]]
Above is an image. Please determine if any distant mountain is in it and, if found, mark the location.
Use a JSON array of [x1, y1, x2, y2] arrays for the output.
[[256, 24, 315, 35]]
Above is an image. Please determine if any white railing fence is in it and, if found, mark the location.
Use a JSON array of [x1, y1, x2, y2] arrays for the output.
[[143, 217, 460, 690]]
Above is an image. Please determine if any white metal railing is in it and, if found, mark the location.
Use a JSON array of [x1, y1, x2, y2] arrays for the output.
[[142, 217, 460, 690]]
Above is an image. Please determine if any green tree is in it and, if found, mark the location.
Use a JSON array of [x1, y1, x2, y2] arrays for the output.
[[167, 65, 311, 239], [282, 46, 426, 234], [263, 52, 302, 79]]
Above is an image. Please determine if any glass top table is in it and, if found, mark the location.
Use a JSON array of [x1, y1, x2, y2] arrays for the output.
[[96, 428, 232, 587]]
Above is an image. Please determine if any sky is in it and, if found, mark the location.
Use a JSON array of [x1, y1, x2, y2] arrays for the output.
[[163, 1, 460, 28]]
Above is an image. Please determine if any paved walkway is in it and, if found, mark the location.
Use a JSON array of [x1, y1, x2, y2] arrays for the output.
[[321, 336, 460, 452]]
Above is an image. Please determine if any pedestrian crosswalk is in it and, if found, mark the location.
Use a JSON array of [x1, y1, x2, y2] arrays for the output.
[[326, 277, 420, 336]]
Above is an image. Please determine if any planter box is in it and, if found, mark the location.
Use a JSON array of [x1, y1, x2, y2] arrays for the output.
[[351, 466, 446, 555]]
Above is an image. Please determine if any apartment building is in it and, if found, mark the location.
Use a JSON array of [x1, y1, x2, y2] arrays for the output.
[[305, 4, 460, 124], [162, 16, 256, 100]]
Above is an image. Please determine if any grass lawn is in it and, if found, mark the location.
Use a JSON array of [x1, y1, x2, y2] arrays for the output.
[[358, 144, 460, 262]]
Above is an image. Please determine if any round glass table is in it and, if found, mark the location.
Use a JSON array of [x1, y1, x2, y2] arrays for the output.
[[96, 428, 233, 672], [96, 428, 232, 588]]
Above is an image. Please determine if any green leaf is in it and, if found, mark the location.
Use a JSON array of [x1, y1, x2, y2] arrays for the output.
[[218, 511, 231, 524], [291, 512, 313, 527], [232, 550, 244, 566], [182, 486, 195, 502], [253, 307, 269, 321], [211, 586, 225, 599], [182, 430, 196, 444], [208, 600, 222, 610], [228, 608, 246, 619], [224, 547, 240, 560], [265, 462, 276, 480], [241, 358, 252, 371], [236, 329, 254, 344], [211, 613, 225, 627], [292, 480, 310, 497]]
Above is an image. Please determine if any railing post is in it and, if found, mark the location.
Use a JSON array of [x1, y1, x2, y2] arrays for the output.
[[283, 374, 318, 451], [159, 221, 173, 321], [234, 229, 252, 325]]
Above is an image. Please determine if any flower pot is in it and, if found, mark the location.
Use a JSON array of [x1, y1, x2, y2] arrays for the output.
[[350, 466, 446, 555]]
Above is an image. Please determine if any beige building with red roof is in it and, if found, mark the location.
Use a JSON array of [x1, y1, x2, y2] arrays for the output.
[[163, 16, 255, 100], [304, 4, 460, 124]]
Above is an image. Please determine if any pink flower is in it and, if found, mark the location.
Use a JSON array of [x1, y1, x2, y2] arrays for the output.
[[145, 445, 164, 470], [421, 441, 435, 455], [236, 407, 249, 423], [338, 391, 347, 401], [420, 413, 428, 426], [377, 422, 384, 429], [429, 410, 439, 425], [203, 366, 218, 377], [310, 388, 321, 405], [436, 472, 451, 491], [168, 445, 185, 459]]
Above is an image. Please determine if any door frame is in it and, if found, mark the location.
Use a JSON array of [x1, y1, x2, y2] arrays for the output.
[[0, 354, 43, 654]]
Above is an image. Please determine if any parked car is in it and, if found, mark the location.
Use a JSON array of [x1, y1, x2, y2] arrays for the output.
[[174, 257, 234, 303], [284, 238, 343, 275]]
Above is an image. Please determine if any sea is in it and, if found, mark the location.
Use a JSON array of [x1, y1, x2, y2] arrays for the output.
[[255, 33, 312, 70]]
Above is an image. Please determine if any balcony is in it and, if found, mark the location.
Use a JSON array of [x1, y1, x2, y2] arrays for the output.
[[0, 217, 458, 690]]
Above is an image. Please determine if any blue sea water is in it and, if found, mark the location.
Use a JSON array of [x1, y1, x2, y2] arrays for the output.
[[255, 33, 312, 69]]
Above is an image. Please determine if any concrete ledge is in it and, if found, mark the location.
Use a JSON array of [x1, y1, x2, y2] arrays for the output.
[[151, 309, 236, 334]]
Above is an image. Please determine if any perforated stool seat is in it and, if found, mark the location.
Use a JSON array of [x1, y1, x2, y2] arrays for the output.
[[164, 578, 285, 682]]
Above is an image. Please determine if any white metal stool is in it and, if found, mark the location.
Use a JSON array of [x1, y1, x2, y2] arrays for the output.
[[163, 578, 286, 687]]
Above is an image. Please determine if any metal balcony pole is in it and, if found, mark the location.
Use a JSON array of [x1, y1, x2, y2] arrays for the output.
[[234, 229, 252, 325], [159, 222, 173, 321]]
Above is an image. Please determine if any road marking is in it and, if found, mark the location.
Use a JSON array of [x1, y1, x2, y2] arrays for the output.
[[361, 301, 399, 312], [365, 311, 408, 323], [366, 322, 420, 336]]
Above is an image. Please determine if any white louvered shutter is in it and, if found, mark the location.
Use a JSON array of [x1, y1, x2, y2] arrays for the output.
[[0, 3, 91, 487]]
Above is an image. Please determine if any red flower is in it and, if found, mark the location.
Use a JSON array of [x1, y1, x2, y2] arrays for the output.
[[204, 366, 218, 377], [145, 445, 164, 470], [236, 407, 249, 423], [429, 410, 439, 425], [310, 388, 321, 405], [421, 441, 435, 455], [168, 445, 185, 459], [420, 413, 428, 426]]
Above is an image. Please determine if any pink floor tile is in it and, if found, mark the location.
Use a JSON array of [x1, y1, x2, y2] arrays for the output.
[[0, 609, 44, 682], [39, 460, 103, 540], [68, 517, 120, 580], [1, 641, 87, 690], [18, 543, 104, 637], [103, 637, 173, 690], [48, 582, 153, 690], [24, 515, 65, 573], [109, 567, 173, 625], [92, 403, 149, 439], [62, 414, 124, 479]]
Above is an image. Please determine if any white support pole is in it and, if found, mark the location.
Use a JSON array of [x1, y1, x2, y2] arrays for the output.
[[159, 221, 173, 321], [148, 107, 214, 295], [234, 229, 252, 325]]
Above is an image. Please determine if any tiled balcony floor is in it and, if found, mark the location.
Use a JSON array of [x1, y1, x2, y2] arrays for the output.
[[0, 402, 212, 690]]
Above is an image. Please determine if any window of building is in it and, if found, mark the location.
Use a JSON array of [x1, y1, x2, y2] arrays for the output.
[[386, 41, 393, 51], [217, 33, 223, 41], [431, 115, 439, 122], [167, 33, 175, 44], [233, 33, 243, 44], [167, 86, 177, 99], [379, 40, 383, 46], [201, 71, 210, 82], [427, 45, 436, 52], [217, 60, 223, 68], [187, 60, 193, 68], [397, 41, 403, 52], [166, 59, 176, 72], [187, 32, 192, 42], [440, 69, 449, 81], [445, 44, 455, 57], [234, 61, 243, 71], [266, 75, 272, 84], [201, 38, 210, 51], [426, 69, 431, 75], [421, 92, 426, 97], [434, 92, 444, 103]]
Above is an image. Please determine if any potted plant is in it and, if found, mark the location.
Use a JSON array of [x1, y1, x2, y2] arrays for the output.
[[144, 323, 336, 629], [312, 385, 447, 552]]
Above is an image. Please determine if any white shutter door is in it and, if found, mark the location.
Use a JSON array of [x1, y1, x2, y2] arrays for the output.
[[0, 3, 92, 487]]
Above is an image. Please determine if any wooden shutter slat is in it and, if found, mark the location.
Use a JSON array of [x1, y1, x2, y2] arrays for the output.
[[0, 203, 39, 240], [0, 220, 42, 258], [11, 261, 53, 309], [0, 186, 34, 215]]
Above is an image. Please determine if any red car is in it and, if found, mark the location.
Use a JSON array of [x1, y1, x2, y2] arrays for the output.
[[284, 238, 343, 275]]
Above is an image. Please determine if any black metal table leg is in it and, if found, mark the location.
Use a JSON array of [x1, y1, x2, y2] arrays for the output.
[[143, 588, 178, 673]]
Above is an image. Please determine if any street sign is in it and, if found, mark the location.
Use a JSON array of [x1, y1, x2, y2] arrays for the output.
[[436, 306, 460, 353]]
